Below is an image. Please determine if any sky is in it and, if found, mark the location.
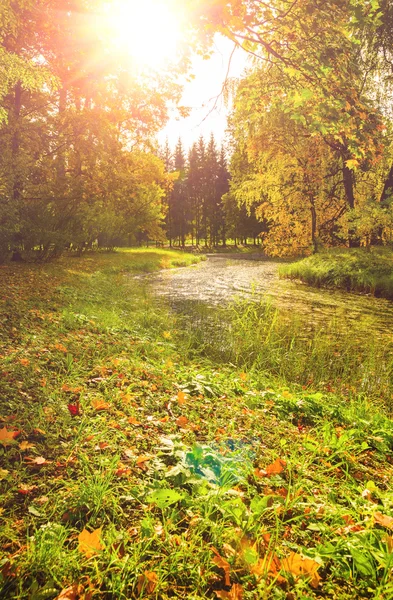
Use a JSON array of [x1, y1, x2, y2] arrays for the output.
[[158, 35, 249, 150]]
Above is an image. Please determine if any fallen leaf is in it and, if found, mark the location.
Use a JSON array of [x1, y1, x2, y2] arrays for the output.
[[91, 399, 111, 411], [266, 458, 286, 476], [0, 427, 20, 445], [215, 584, 243, 599], [36, 495, 49, 504], [56, 583, 83, 599], [25, 456, 48, 465], [136, 455, 151, 469], [212, 547, 231, 587], [18, 484, 38, 495], [19, 358, 30, 366], [78, 527, 103, 558], [374, 512, 393, 530], [250, 553, 282, 579], [281, 552, 321, 588], [19, 441, 35, 451], [0, 468, 9, 480], [137, 571, 158, 594], [115, 466, 131, 476], [128, 416, 141, 426], [176, 416, 189, 428], [177, 391, 186, 405], [68, 403, 80, 416], [98, 441, 110, 450], [54, 343, 68, 353]]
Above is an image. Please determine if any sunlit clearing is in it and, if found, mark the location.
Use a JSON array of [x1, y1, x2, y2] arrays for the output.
[[103, 0, 183, 70]]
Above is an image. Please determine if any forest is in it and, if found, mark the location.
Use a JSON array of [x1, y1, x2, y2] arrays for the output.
[[3, 0, 393, 259], [4, 1, 393, 599]]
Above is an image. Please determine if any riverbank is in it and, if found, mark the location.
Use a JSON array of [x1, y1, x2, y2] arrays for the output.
[[280, 247, 393, 299], [1, 251, 393, 599]]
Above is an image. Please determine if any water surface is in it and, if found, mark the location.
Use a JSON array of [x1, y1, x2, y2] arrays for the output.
[[148, 255, 393, 336]]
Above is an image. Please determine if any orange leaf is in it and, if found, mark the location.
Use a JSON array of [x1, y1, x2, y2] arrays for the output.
[[177, 391, 186, 405], [250, 553, 282, 578], [176, 416, 189, 428], [136, 455, 151, 468], [374, 512, 393, 530], [265, 458, 286, 476], [128, 417, 141, 426], [137, 571, 158, 594], [0, 427, 20, 445], [281, 552, 321, 588], [215, 584, 243, 599], [212, 547, 231, 587], [56, 584, 83, 599], [78, 528, 103, 558], [91, 399, 111, 411]]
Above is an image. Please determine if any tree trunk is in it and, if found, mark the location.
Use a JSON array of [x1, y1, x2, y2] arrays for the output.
[[310, 202, 317, 253], [12, 81, 22, 203], [342, 160, 360, 247]]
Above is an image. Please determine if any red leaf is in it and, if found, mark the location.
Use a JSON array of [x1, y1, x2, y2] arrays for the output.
[[68, 403, 80, 416]]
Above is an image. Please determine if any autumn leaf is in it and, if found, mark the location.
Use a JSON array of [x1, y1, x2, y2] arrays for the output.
[[25, 456, 48, 465], [19, 441, 35, 451], [215, 584, 243, 600], [137, 571, 158, 594], [0, 427, 20, 445], [68, 403, 80, 416], [136, 455, 152, 469], [19, 358, 30, 366], [212, 547, 231, 587], [176, 416, 189, 428], [266, 458, 286, 476], [281, 552, 321, 588], [56, 584, 82, 599], [91, 398, 111, 411], [250, 553, 283, 580], [78, 527, 103, 558], [0, 469, 9, 480], [18, 484, 38, 495], [128, 416, 142, 426], [374, 512, 393, 530], [54, 343, 68, 352], [177, 390, 187, 405]]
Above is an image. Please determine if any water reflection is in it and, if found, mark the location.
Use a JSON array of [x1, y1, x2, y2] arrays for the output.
[[149, 255, 393, 336]]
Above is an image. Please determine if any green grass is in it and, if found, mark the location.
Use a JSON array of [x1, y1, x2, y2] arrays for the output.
[[2, 249, 393, 598], [280, 248, 393, 299]]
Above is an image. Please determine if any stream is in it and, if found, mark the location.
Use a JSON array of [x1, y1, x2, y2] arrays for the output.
[[148, 254, 393, 336]]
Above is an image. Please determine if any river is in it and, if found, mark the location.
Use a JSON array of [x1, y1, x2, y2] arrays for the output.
[[148, 254, 393, 336]]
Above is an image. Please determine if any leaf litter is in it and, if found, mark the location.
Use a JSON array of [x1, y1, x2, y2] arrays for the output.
[[2, 254, 393, 598]]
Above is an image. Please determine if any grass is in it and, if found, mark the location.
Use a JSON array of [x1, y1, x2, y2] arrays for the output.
[[279, 247, 393, 299], [1, 248, 393, 598]]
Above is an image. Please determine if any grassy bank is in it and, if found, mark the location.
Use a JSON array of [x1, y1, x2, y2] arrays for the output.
[[2, 250, 393, 599], [280, 248, 393, 299]]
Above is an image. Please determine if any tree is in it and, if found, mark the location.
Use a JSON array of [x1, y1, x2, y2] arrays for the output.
[[0, 0, 182, 260]]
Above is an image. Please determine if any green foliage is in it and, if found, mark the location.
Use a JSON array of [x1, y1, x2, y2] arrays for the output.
[[281, 247, 393, 299], [2, 253, 393, 598]]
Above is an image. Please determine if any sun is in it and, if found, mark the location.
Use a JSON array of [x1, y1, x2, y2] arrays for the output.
[[102, 0, 183, 70]]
